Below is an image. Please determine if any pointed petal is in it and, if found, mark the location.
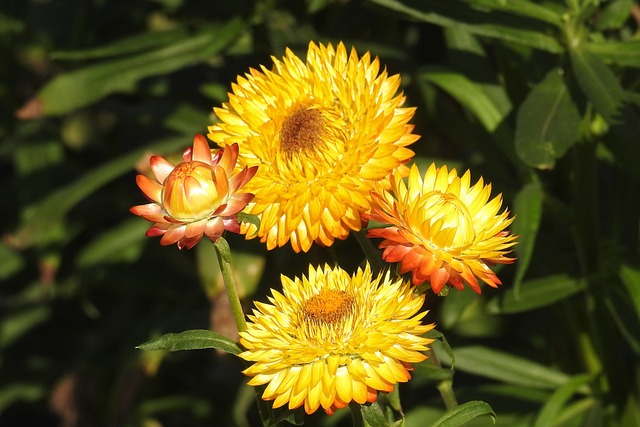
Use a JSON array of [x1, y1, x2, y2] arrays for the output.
[[150, 156, 175, 183]]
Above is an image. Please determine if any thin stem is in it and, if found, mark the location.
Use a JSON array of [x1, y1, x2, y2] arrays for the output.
[[352, 229, 385, 274], [213, 238, 247, 333], [429, 350, 458, 410]]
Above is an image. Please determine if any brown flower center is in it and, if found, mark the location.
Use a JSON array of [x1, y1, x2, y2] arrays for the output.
[[302, 289, 355, 325], [279, 107, 325, 155]]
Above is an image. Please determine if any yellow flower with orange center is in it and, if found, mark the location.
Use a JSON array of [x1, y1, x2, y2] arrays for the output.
[[208, 41, 418, 252], [366, 163, 517, 294], [239, 263, 434, 415], [130, 135, 257, 249]]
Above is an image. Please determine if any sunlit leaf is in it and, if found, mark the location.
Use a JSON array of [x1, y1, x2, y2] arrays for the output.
[[421, 66, 506, 132], [361, 401, 388, 427], [431, 400, 496, 427], [136, 330, 240, 354], [515, 67, 581, 169]]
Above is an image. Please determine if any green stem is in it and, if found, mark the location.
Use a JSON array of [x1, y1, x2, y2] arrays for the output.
[[430, 350, 458, 410], [352, 229, 385, 274], [213, 238, 247, 333]]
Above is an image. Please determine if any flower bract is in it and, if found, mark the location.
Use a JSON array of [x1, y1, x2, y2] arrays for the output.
[[130, 135, 257, 249], [208, 41, 418, 252], [366, 163, 517, 294], [239, 263, 434, 415]]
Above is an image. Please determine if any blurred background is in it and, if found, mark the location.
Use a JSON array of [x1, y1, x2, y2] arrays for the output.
[[1, 0, 639, 426]]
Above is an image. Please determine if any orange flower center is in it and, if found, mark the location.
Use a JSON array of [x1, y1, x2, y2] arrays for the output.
[[162, 161, 222, 222], [302, 289, 355, 325], [416, 191, 475, 252], [279, 106, 326, 155]]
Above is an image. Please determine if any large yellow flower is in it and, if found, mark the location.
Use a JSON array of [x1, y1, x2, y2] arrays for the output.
[[130, 135, 257, 249], [366, 163, 517, 294], [208, 41, 418, 252], [239, 263, 434, 415]]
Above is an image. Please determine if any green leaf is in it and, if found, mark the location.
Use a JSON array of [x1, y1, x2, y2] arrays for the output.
[[0, 383, 45, 413], [533, 374, 592, 427], [361, 401, 389, 427], [368, 0, 563, 53], [421, 66, 506, 132], [511, 180, 544, 293], [75, 218, 148, 268], [440, 287, 479, 329], [460, 0, 563, 27], [515, 67, 581, 169], [213, 236, 232, 264], [619, 264, 640, 320], [12, 136, 188, 248], [237, 212, 261, 230], [585, 40, 640, 68], [569, 46, 640, 181], [51, 26, 194, 60], [593, 0, 635, 31], [0, 307, 51, 349], [136, 329, 241, 354], [431, 400, 496, 427], [436, 346, 578, 390], [33, 19, 243, 116], [487, 274, 586, 314], [0, 242, 25, 279]]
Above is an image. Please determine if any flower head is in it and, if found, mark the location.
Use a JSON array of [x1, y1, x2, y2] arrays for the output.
[[239, 263, 434, 415], [130, 135, 257, 249], [208, 41, 418, 252], [366, 164, 517, 294]]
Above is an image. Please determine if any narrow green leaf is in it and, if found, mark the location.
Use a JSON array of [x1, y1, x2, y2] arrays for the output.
[[619, 264, 640, 320], [136, 329, 240, 354], [431, 400, 496, 427], [511, 180, 544, 293], [460, 0, 563, 27], [487, 274, 586, 314], [421, 66, 506, 132], [0, 242, 25, 279], [368, 0, 563, 53], [515, 67, 581, 169], [436, 346, 577, 390], [0, 307, 51, 349], [586, 40, 640, 68], [569, 46, 640, 181], [593, 0, 635, 30], [361, 401, 389, 427], [12, 136, 188, 248], [0, 383, 45, 413], [34, 19, 243, 116], [75, 218, 148, 268], [51, 26, 193, 60], [533, 374, 592, 427]]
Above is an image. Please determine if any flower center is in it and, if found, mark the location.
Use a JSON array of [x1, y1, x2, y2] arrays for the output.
[[162, 161, 221, 222], [302, 289, 355, 325], [279, 107, 326, 155], [418, 191, 476, 252]]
